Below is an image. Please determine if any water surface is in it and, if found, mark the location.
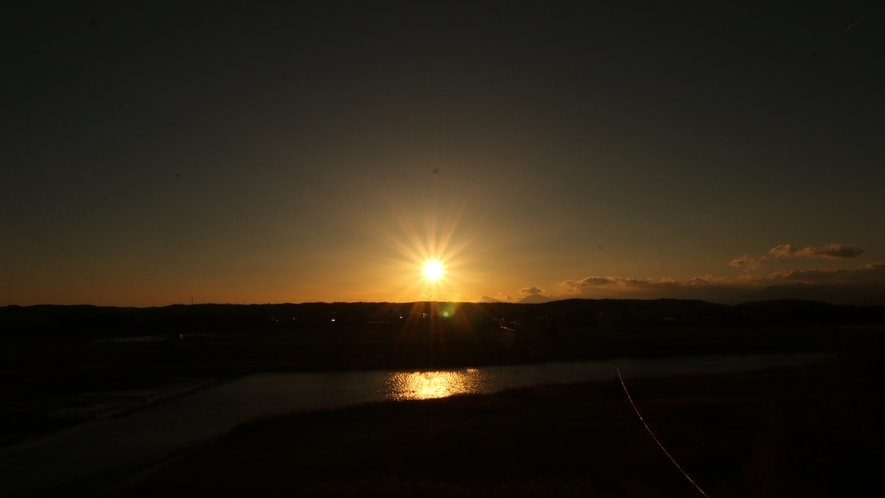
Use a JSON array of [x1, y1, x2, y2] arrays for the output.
[[0, 352, 822, 496]]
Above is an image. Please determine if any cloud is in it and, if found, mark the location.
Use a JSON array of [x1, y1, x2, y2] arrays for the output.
[[770, 243, 863, 259], [769, 244, 797, 257], [806, 244, 864, 259], [559, 276, 681, 292], [729, 256, 749, 267], [768, 263, 885, 284], [562, 277, 614, 286], [520, 286, 543, 295], [730, 255, 767, 270], [554, 263, 885, 304]]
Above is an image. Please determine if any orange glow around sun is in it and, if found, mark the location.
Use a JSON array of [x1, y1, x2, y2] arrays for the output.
[[359, 190, 504, 302]]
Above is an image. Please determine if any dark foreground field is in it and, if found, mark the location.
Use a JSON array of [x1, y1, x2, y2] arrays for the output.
[[3, 300, 883, 495], [119, 352, 885, 498]]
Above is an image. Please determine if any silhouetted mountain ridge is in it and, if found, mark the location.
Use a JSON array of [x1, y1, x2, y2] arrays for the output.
[[517, 294, 552, 304], [735, 283, 885, 306]]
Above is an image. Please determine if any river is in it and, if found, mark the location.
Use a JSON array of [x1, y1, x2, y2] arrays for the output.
[[0, 352, 823, 496]]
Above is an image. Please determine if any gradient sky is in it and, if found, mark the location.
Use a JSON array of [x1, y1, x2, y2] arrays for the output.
[[2, 1, 884, 306]]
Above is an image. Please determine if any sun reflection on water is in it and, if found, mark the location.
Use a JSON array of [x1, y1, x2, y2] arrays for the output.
[[385, 370, 483, 401]]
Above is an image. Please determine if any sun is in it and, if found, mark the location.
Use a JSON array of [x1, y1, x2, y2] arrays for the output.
[[423, 260, 443, 281]]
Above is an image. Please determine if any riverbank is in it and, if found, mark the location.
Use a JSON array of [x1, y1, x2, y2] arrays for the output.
[[119, 355, 885, 497]]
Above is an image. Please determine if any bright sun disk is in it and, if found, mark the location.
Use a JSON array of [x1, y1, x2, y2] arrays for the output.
[[423, 261, 443, 281]]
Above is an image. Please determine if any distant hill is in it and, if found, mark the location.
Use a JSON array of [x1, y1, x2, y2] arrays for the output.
[[735, 283, 885, 306], [517, 294, 553, 304]]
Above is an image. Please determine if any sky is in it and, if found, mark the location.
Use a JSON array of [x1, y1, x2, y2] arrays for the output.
[[2, 1, 884, 306]]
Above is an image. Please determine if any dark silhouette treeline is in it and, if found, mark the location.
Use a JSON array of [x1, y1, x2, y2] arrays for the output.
[[2, 299, 884, 339]]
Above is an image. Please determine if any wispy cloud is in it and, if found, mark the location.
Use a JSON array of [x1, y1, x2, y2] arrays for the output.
[[559, 276, 682, 292], [729, 255, 767, 270], [520, 286, 543, 295], [770, 243, 864, 259], [553, 263, 885, 303], [768, 263, 885, 284]]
